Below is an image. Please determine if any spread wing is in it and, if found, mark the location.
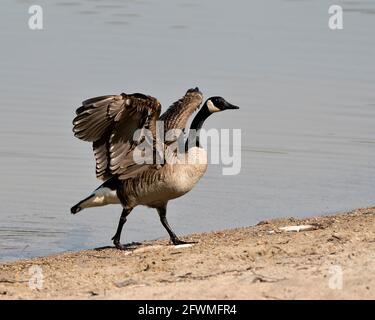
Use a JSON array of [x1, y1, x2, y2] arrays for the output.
[[73, 93, 161, 181], [159, 87, 203, 131]]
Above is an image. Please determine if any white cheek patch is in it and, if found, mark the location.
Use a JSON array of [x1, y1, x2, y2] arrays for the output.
[[207, 100, 221, 113]]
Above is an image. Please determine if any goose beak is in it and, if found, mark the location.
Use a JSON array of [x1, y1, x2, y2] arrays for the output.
[[224, 102, 240, 110]]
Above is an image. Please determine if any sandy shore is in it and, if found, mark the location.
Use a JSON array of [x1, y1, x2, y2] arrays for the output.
[[1, 206, 375, 300]]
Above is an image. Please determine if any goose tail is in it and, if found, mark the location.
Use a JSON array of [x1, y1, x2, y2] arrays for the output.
[[70, 194, 94, 214], [70, 178, 121, 214]]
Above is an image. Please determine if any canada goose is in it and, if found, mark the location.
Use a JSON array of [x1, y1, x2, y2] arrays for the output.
[[71, 87, 239, 249]]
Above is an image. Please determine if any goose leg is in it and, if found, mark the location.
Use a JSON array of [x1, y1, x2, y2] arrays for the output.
[[157, 206, 189, 245], [111, 208, 132, 250]]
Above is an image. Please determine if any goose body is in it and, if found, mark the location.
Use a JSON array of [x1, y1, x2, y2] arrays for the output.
[[125, 147, 208, 208], [71, 87, 238, 248]]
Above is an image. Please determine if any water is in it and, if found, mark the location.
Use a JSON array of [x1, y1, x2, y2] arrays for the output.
[[0, 0, 374, 262]]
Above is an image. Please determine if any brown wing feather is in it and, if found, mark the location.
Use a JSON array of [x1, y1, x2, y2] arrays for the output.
[[73, 95, 125, 142], [159, 87, 203, 131], [92, 133, 111, 180], [73, 93, 161, 181]]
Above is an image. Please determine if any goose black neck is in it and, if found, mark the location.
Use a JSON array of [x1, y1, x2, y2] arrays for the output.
[[185, 103, 211, 150]]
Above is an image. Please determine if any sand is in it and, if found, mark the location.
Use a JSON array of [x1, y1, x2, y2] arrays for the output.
[[1, 206, 375, 300]]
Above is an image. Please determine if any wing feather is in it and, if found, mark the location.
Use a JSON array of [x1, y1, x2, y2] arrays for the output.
[[72, 93, 161, 180], [159, 87, 203, 131]]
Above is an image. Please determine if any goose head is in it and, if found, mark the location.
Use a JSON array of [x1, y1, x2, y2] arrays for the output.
[[205, 96, 239, 113]]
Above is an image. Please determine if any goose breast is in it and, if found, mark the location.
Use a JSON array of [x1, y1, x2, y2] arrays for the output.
[[129, 147, 208, 207]]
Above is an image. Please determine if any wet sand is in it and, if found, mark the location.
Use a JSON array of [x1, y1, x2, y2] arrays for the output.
[[1, 206, 374, 300]]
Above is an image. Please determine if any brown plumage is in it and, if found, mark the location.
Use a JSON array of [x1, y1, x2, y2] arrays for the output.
[[73, 93, 161, 180], [159, 87, 203, 131]]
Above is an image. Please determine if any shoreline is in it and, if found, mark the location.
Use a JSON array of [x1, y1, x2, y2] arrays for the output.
[[1, 206, 375, 299]]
